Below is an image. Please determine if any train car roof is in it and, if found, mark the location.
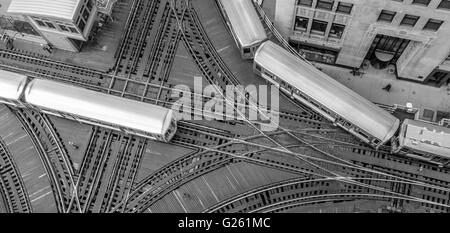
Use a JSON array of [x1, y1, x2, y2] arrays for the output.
[[401, 119, 450, 158], [0, 69, 28, 101], [218, 0, 267, 47], [254, 41, 400, 143], [24, 79, 173, 135], [7, 0, 81, 20]]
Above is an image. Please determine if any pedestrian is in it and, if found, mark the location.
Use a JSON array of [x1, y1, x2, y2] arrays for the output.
[[382, 84, 392, 92], [69, 141, 79, 150]]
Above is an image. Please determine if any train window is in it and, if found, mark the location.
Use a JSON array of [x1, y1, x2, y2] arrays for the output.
[[243, 48, 251, 54], [264, 71, 272, 78], [359, 131, 370, 139], [299, 92, 308, 100], [255, 64, 262, 72], [311, 101, 320, 108]]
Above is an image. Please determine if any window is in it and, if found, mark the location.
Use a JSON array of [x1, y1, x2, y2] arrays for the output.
[[294, 16, 309, 31], [329, 23, 345, 38], [336, 2, 353, 14], [438, 0, 450, 10], [311, 19, 328, 35], [45, 21, 56, 29], [265, 71, 274, 79], [86, 0, 93, 12], [378, 10, 396, 22], [423, 19, 444, 31], [35, 19, 46, 27], [83, 8, 90, 21], [400, 14, 420, 27], [59, 25, 69, 31], [69, 27, 78, 33], [297, 0, 313, 7], [412, 0, 431, 6], [78, 19, 86, 32], [243, 48, 251, 54], [316, 0, 334, 11]]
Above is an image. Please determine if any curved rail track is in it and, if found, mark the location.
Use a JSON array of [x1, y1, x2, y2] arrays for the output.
[[10, 108, 81, 212], [0, 138, 32, 213], [0, 0, 449, 213]]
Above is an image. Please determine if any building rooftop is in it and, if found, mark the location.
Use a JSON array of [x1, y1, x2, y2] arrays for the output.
[[7, 0, 80, 20], [0, 0, 12, 15]]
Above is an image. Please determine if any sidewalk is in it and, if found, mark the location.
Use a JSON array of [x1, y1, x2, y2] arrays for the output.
[[313, 62, 450, 121], [260, 0, 450, 121]]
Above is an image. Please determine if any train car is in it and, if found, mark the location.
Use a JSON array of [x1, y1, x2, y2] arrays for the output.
[[23, 79, 177, 142], [392, 119, 450, 167], [253, 41, 400, 149], [216, 0, 268, 59], [0, 70, 28, 107]]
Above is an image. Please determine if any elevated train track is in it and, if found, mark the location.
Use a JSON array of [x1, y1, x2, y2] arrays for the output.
[[11, 108, 81, 212], [0, 138, 32, 213], [108, 117, 450, 212], [169, 0, 450, 212], [204, 177, 448, 213], [64, 127, 147, 213]]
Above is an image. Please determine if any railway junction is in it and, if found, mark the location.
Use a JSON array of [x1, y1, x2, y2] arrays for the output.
[[0, 0, 449, 214]]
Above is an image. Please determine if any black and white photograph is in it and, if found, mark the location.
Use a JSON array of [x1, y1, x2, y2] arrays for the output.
[[0, 0, 449, 229]]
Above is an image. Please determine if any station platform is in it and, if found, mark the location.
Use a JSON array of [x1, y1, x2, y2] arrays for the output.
[[3, 0, 132, 72]]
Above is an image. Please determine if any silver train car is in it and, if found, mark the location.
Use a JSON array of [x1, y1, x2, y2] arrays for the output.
[[216, 0, 268, 59], [23, 79, 177, 142], [0, 70, 28, 107], [253, 41, 400, 149], [0, 69, 177, 142], [392, 119, 450, 167]]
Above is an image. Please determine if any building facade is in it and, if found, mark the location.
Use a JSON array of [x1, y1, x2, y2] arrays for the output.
[[3, 0, 97, 52], [275, 0, 450, 86]]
